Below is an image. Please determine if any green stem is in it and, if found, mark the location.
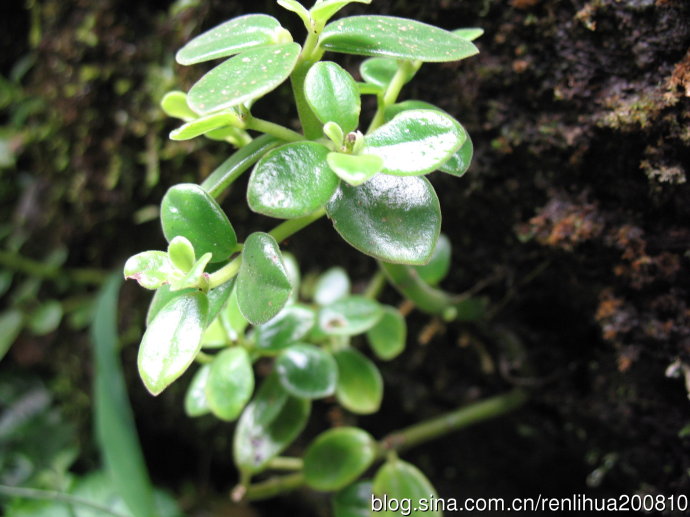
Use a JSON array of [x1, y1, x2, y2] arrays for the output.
[[266, 456, 304, 471], [363, 270, 387, 299], [269, 207, 326, 243], [245, 117, 304, 143], [0, 484, 131, 517], [0, 250, 107, 285], [207, 255, 242, 290], [244, 472, 305, 501], [367, 60, 416, 133]]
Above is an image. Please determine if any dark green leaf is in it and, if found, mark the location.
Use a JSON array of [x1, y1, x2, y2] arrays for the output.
[[327, 152, 383, 186], [176, 14, 286, 65], [372, 458, 440, 517], [317, 295, 383, 336], [184, 364, 211, 417], [161, 183, 237, 263], [138, 292, 208, 395], [326, 174, 441, 264], [0, 310, 23, 362], [413, 233, 451, 285], [206, 277, 235, 324], [220, 281, 249, 340], [439, 133, 473, 177], [275, 343, 338, 399], [320, 16, 478, 62], [124, 251, 177, 290], [237, 232, 292, 324], [187, 43, 301, 114], [313, 266, 350, 306], [305, 61, 360, 133], [365, 305, 406, 360], [248, 142, 340, 219], [234, 374, 311, 474], [364, 109, 465, 176], [206, 347, 254, 421], [383, 100, 437, 122], [359, 57, 415, 89], [334, 347, 383, 414], [303, 427, 376, 491], [333, 480, 372, 517], [27, 300, 62, 335], [254, 304, 316, 352], [161, 91, 197, 120]]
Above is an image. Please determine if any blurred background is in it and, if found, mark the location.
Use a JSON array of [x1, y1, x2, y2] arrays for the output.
[[1, 0, 689, 515]]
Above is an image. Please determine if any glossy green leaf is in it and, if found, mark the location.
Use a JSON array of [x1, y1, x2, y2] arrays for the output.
[[168, 252, 212, 291], [92, 276, 159, 517], [187, 43, 301, 114], [167, 236, 196, 272], [176, 14, 286, 65], [27, 300, 62, 335], [184, 364, 211, 417], [327, 152, 383, 186], [334, 347, 383, 414], [254, 304, 316, 352], [161, 183, 237, 263], [439, 133, 473, 177], [169, 111, 241, 141], [161, 91, 197, 120], [138, 292, 208, 395], [276, 343, 337, 399], [364, 109, 465, 176], [414, 233, 451, 285], [383, 99, 437, 122], [124, 251, 177, 290], [305, 61, 360, 133], [282, 251, 301, 303], [372, 458, 440, 517], [205, 347, 254, 421], [311, 0, 372, 26], [453, 27, 484, 41], [359, 57, 415, 89], [327, 174, 441, 264], [201, 317, 228, 348], [234, 374, 311, 474], [221, 282, 249, 340], [277, 0, 312, 29], [324, 121, 345, 146], [313, 266, 350, 306], [333, 480, 372, 517], [237, 232, 292, 325], [366, 305, 406, 360], [320, 16, 478, 62], [303, 427, 376, 491], [318, 295, 383, 336], [147, 280, 231, 327], [0, 309, 23, 362], [248, 142, 340, 219]]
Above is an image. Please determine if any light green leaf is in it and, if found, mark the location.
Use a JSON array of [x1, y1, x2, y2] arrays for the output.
[[320, 16, 478, 62], [333, 480, 372, 517], [187, 43, 301, 114], [161, 183, 237, 263], [317, 295, 383, 336], [277, 0, 312, 29], [326, 174, 441, 264], [313, 266, 350, 306], [220, 282, 249, 341], [275, 343, 338, 399], [453, 27, 484, 41], [0, 310, 23, 362], [167, 236, 195, 272], [205, 347, 254, 421], [138, 292, 208, 396], [184, 364, 211, 417], [334, 347, 383, 414], [168, 252, 212, 291], [160, 91, 197, 120], [201, 317, 228, 348], [248, 141, 339, 219], [27, 300, 63, 335], [305, 61, 360, 133], [169, 111, 242, 141], [282, 251, 301, 302], [372, 458, 440, 517], [237, 232, 292, 325], [303, 427, 376, 491], [176, 14, 287, 65], [359, 57, 416, 89], [324, 121, 345, 146], [327, 152, 383, 186], [364, 109, 465, 176], [383, 99, 437, 122], [366, 305, 406, 360], [254, 304, 316, 352], [311, 0, 372, 26], [124, 251, 177, 290], [413, 233, 451, 285]]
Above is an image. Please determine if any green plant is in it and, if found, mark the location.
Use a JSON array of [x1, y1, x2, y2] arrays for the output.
[[124, 1, 525, 513]]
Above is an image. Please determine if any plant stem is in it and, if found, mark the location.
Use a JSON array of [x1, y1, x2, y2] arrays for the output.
[[243, 472, 305, 501], [207, 255, 242, 290], [367, 60, 416, 133], [269, 207, 326, 243], [363, 270, 387, 299], [266, 456, 304, 471], [0, 250, 107, 285], [245, 117, 304, 143], [0, 484, 131, 517]]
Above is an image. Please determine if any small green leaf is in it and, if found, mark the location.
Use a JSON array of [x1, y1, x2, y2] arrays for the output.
[[453, 27, 484, 41], [327, 152, 383, 186], [169, 111, 242, 141], [167, 236, 196, 272], [313, 266, 350, 306], [414, 233, 451, 285], [0, 310, 23, 361], [320, 16, 478, 62], [305, 61, 360, 133], [277, 0, 312, 29], [275, 343, 338, 399], [161, 91, 197, 120], [184, 364, 211, 417], [359, 57, 415, 89], [234, 373, 311, 474], [334, 348, 383, 414], [27, 300, 63, 335], [124, 251, 177, 289], [168, 252, 212, 291], [324, 121, 345, 146], [318, 295, 383, 336], [254, 304, 316, 352], [366, 305, 406, 360], [237, 232, 292, 325], [248, 142, 340, 219], [206, 347, 254, 421], [311, 0, 372, 26], [383, 100, 437, 122], [303, 427, 376, 491], [176, 14, 286, 65], [326, 174, 441, 264], [333, 480, 372, 517], [187, 43, 301, 114], [372, 458, 440, 517], [364, 109, 465, 176], [161, 183, 237, 263], [138, 292, 208, 395]]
